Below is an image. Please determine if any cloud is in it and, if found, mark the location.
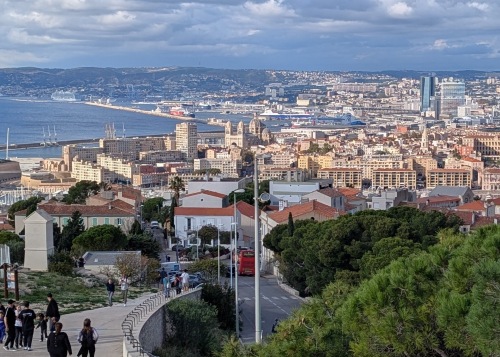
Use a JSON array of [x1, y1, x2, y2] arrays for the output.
[[0, 0, 499, 70]]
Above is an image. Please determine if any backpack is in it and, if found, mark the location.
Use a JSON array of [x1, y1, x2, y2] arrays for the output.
[[81, 329, 95, 347]]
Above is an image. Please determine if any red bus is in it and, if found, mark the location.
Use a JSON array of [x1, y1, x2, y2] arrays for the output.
[[238, 250, 255, 276]]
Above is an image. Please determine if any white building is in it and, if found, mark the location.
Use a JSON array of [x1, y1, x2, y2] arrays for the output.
[[176, 122, 198, 160]]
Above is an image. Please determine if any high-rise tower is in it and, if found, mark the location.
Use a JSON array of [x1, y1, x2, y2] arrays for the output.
[[176, 122, 198, 160], [440, 78, 465, 116], [420, 76, 435, 112]]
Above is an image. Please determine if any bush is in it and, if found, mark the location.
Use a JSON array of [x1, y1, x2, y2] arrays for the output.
[[48, 251, 74, 276], [6, 240, 25, 265]]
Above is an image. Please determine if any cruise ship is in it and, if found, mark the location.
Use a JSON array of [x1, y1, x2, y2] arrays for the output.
[[51, 90, 77, 102]]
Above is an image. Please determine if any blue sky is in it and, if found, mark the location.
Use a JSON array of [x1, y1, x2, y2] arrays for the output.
[[1, 0, 499, 71]]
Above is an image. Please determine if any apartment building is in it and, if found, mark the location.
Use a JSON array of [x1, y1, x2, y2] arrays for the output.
[[259, 152, 297, 168], [194, 158, 242, 177], [138, 150, 184, 164], [99, 137, 165, 160], [71, 160, 106, 182], [371, 169, 417, 190], [97, 154, 140, 183], [481, 168, 500, 190], [63, 145, 104, 171], [462, 135, 500, 159], [317, 168, 363, 188], [412, 156, 438, 176], [426, 169, 472, 189], [259, 168, 308, 182], [298, 155, 334, 177], [333, 157, 411, 179], [176, 122, 198, 160]]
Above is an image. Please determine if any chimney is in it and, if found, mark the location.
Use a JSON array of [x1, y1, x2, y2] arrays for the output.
[[109, 204, 112, 210]]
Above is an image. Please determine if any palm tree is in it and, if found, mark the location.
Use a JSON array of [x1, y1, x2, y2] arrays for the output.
[[169, 176, 185, 202]]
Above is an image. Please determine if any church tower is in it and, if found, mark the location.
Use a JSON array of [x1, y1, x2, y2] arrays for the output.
[[421, 126, 429, 151]]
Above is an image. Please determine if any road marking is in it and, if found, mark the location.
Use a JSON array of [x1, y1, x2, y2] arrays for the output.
[[281, 297, 288, 300], [272, 296, 279, 300], [290, 296, 298, 300], [244, 297, 251, 301], [261, 295, 288, 314]]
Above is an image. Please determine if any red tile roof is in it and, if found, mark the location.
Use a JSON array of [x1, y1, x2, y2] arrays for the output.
[[416, 195, 461, 204], [26, 203, 136, 217], [338, 187, 362, 197], [488, 197, 500, 205], [267, 200, 341, 224], [183, 189, 227, 199], [315, 187, 344, 198], [455, 200, 488, 212], [234, 201, 255, 219]]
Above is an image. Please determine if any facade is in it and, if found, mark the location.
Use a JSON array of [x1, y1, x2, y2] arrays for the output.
[[187, 177, 250, 196], [176, 122, 198, 160], [269, 180, 327, 206], [333, 157, 410, 180], [463, 135, 500, 159], [440, 79, 465, 116], [71, 160, 105, 182], [173, 206, 234, 241], [371, 169, 417, 190], [303, 188, 346, 210], [426, 169, 472, 189], [97, 154, 140, 183], [138, 150, 183, 164], [193, 158, 242, 177], [298, 155, 334, 177], [63, 145, 104, 171], [420, 76, 436, 112], [317, 168, 363, 188], [23, 210, 54, 271], [482, 168, 500, 190], [182, 190, 229, 208], [259, 168, 308, 182]]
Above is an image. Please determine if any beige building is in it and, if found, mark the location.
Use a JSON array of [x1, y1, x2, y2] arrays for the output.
[[63, 145, 104, 171], [97, 154, 140, 183], [333, 157, 411, 179], [194, 158, 241, 177], [176, 122, 198, 160], [71, 160, 106, 182], [372, 169, 417, 190], [463, 135, 500, 159], [259, 168, 308, 182], [317, 168, 363, 188], [412, 156, 438, 177], [99, 137, 166, 160], [138, 150, 183, 164], [426, 169, 472, 189], [298, 155, 334, 177], [481, 168, 500, 190]]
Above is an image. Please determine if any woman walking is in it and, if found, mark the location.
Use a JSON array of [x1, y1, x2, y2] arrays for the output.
[[77, 318, 98, 357], [47, 322, 72, 357], [105, 278, 115, 307]]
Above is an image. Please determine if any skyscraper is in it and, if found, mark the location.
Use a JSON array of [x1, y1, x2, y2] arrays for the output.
[[440, 78, 465, 116], [176, 122, 198, 160], [420, 76, 435, 112]]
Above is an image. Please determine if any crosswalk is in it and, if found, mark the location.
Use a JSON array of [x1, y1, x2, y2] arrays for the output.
[[241, 296, 299, 301]]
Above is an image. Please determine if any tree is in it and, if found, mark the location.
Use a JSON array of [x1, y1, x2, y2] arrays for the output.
[[127, 234, 161, 259], [0, 232, 24, 264], [188, 259, 225, 284], [142, 197, 164, 222], [0, 231, 21, 244], [287, 212, 294, 236], [72, 224, 128, 255], [169, 196, 177, 232], [62, 180, 100, 204], [201, 283, 235, 331], [59, 211, 85, 252], [164, 299, 223, 356], [228, 179, 270, 208], [169, 176, 185, 202], [7, 196, 43, 226], [197, 225, 219, 245], [129, 220, 143, 235]]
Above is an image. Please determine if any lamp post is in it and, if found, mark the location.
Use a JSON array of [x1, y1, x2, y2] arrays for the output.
[[254, 156, 261, 344], [217, 224, 223, 284], [231, 189, 245, 289]]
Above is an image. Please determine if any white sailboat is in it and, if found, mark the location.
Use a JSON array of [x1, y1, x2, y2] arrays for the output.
[[40, 127, 47, 146], [47, 125, 53, 146], [53, 125, 58, 146]]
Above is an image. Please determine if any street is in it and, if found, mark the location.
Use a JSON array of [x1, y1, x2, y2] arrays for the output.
[[236, 275, 303, 344]]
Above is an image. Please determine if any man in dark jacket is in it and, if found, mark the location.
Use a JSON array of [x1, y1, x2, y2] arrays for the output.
[[3, 299, 16, 351], [45, 293, 60, 332]]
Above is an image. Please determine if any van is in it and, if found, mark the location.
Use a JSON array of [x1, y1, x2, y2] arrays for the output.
[[160, 262, 181, 272]]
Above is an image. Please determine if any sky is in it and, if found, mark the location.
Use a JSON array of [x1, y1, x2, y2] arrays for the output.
[[1, 0, 500, 71]]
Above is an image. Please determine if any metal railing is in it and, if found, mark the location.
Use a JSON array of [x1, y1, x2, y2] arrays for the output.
[[121, 286, 201, 356]]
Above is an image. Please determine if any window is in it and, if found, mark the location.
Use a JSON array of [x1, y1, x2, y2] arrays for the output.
[[62, 217, 69, 225], [115, 218, 123, 226], [104, 217, 110, 224], [92, 217, 98, 226]]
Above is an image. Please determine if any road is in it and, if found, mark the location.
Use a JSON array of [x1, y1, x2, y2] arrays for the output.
[[236, 275, 303, 344]]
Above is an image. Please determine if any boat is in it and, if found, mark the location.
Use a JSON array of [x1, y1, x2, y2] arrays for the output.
[[169, 106, 195, 118], [51, 90, 77, 102], [258, 109, 314, 120]]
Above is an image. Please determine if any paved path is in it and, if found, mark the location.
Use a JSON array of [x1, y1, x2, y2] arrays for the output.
[[6, 293, 154, 356]]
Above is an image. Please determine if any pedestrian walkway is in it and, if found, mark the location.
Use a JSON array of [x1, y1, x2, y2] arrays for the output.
[[6, 293, 154, 356]]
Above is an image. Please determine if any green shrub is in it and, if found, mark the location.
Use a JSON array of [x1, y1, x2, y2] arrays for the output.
[[48, 251, 74, 276]]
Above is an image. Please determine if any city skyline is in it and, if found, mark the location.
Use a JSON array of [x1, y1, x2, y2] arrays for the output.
[[1, 0, 500, 71]]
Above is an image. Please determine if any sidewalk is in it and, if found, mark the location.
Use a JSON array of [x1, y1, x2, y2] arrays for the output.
[[5, 293, 154, 356]]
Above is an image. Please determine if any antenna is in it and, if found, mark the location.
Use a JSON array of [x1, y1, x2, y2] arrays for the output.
[[47, 125, 52, 145], [53, 125, 58, 145], [6, 128, 9, 160], [122, 123, 126, 139]]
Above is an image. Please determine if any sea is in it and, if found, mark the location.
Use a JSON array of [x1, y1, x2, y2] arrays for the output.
[[0, 98, 251, 159]]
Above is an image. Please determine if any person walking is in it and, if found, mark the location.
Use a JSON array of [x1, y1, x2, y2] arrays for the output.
[[77, 318, 98, 357], [46, 293, 60, 332], [35, 313, 48, 342], [3, 299, 16, 351], [162, 274, 171, 298], [47, 322, 72, 357], [105, 278, 115, 307], [14, 304, 23, 349], [19, 301, 36, 351], [181, 269, 190, 292], [120, 275, 129, 306], [0, 311, 6, 343]]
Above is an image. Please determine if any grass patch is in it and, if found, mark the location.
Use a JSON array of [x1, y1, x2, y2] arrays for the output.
[[2, 270, 155, 316]]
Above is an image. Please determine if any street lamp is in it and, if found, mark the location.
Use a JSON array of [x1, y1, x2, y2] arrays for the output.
[[253, 151, 271, 344], [231, 189, 245, 288], [217, 223, 223, 284]]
